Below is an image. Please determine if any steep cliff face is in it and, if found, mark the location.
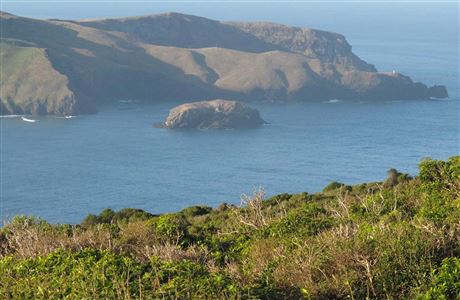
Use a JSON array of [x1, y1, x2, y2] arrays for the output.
[[227, 22, 376, 72], [0, 11, 448, 115]]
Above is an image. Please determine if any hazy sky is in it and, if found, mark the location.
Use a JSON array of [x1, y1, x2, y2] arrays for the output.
[[1, 1, 458, 41]]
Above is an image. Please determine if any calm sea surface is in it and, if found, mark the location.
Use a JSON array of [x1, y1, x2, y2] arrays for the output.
[[1, 36, 459, 224]]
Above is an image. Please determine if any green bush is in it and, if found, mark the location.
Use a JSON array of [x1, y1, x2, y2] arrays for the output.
[[180, 205, 213, 218], [0, 249, 146, 299], [0, 248, 241, 299], [323, 181, 345, 192], [421, 257, 460, 300], [81, 208, 154, 227], [260, 203, 333, 238], [155, 214, 191, 244], [418, 157, 460, 223]]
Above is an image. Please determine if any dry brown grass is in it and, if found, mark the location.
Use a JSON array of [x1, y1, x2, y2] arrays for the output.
[[1, 222, 114, 258], [1, 218, 214, 268]]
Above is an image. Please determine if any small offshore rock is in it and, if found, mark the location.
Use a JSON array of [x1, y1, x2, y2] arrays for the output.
[[162, 99, 266, 129]]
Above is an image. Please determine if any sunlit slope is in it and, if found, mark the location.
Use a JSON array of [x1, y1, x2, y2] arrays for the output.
[[142, 45, 338, 100], [142, 44, 433, 101]]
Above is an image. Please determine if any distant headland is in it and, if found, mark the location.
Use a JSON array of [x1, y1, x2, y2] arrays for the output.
[[0, 11, 448, 115]]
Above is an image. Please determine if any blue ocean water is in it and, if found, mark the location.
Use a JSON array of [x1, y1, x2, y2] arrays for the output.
[[1, 35, 459, 224]]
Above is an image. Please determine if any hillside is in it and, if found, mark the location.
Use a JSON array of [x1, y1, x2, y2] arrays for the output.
[[0, 42, 77, 114], [1, 156, 459, 298], [0, 11, 448, 115]]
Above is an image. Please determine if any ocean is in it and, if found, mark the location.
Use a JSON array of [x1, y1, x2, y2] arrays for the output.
[[1, 19, 459, 224]]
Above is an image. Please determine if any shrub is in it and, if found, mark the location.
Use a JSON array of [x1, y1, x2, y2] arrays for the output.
[[181, 205, 213, 218], [81, 208, 154, 227], [0, 248, 240, 299], [418, 156, 460, 223], [421, 257, 460, 300], [323, 181, 345, 192], [155, 214, 191, 245]]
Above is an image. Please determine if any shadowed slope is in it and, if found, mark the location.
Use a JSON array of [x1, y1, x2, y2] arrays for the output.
[[77, 12, 278, 53], [0, 43, 77, 115]]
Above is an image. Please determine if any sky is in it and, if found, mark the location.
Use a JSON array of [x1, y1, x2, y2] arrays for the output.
[[1, 1, 458, 42]]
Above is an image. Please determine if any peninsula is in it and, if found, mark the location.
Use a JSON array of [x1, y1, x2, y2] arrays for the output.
[[0, 11, 448, 115]]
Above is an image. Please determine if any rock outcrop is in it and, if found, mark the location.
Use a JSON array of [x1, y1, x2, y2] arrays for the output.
[[162, 100, 265, 129], [226, 21, 376, 72]]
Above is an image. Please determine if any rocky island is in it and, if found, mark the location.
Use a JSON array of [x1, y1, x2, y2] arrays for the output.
[[0, 11, 449, 115], [161, 100, 265, 129]]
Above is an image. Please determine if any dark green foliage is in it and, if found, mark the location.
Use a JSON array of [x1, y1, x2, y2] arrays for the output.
[[1, 156, 459, 299], [81, 208, 155, 227], [260, 202, 333, 238], [323, 181, 345, 192], [422, 257, 460, 300], [180, 205, 213, 218]]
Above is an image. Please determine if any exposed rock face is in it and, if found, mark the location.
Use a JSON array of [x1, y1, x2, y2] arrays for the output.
[[163, 100, 265, 129], [427, 85, 449, 98], [0, 11, 449, 115], [226, 21, 376, 72]]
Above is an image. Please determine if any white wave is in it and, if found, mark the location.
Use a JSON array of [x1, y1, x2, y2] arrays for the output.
[[429, 97, 450, 101], [21, 116, 37, 123], [118, 99, 133, 103], [0, 114, 22, 118], [324, 99, 343, 103], [55, 115, 76, 119]]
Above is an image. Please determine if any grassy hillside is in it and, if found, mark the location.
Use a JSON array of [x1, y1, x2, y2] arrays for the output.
[[1, 156, 459, 299], [141, 45, 336, 100], [0, 42, 77, 115]]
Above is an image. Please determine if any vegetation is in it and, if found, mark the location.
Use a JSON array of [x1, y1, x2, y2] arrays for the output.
[[1, 156, 459, 299]]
